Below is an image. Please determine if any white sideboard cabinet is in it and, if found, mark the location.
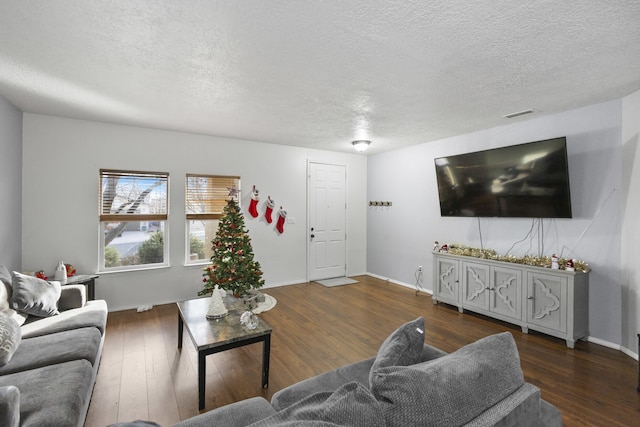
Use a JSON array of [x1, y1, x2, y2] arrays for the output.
[[432, 252, 589, 348]]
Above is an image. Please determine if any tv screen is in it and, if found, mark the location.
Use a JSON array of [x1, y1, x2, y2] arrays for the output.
[[434, 137, 572, 218]]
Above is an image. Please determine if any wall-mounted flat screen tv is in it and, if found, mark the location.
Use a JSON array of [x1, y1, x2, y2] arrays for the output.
[[434, 137, 572, 218]]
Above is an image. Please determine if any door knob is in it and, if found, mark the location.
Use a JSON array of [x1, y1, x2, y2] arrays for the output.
[[310, 234, 315, 238]]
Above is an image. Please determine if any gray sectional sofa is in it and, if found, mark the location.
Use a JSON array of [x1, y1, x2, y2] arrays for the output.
[[0, 266, 108, 427], [164, 317, 562, 426]]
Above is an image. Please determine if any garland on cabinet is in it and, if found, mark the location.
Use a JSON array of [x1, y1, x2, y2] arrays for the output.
[[434, 243, 589, 273]]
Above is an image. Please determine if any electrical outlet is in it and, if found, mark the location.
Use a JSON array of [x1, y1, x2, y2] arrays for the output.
[[418, 266, 423, 272]]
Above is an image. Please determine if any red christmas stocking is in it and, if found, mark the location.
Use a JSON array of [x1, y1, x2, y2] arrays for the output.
[[276, 208, 287, 233], [265, 196, 275, 223], [248, 186, 259, 218]]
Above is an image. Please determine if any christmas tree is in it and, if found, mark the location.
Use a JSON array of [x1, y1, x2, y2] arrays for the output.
[[199, 196, 265, 297]]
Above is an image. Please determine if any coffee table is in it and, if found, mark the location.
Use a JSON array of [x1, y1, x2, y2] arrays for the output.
[[177, 296, 272, 410]]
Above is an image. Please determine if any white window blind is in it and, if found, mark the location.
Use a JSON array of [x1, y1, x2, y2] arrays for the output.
[[100, 169, 169, 221], [186, 174, 240, 220]]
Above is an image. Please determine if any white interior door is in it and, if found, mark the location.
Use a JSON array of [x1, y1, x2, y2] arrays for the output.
[[308, 162, 346, 281]]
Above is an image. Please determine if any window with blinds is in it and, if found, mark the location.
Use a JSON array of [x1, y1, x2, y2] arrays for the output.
[[186, 174, 240, 263], [99, 169, 170, 271]]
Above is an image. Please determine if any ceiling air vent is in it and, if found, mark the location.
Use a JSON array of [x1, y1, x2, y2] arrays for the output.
[[502, 109, 536, 119]]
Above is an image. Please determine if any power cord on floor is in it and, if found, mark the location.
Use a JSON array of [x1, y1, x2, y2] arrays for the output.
[[415, 267, 426, 296]]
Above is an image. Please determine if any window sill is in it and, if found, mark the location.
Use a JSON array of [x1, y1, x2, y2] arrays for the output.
[[98, 264, 171, 274]]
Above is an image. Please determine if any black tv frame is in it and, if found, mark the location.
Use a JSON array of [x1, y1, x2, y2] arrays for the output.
[[434, 137, 572, 218]]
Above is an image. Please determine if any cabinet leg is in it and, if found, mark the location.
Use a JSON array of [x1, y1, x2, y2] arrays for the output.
[[521, 326, 528, 334], [566, 339, 575, 349], [458, 306, 463, 313]]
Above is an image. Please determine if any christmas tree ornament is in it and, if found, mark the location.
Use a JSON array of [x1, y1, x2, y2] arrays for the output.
[[206, 285, 228, 319], [199, 196, 265, 298], [248, 185, 260, 218], [264, 196, 275, 223], [276, 207, 287, 234]]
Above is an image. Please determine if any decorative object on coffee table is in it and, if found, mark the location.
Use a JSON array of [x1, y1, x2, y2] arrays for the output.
[[199, 193, 265, 298], [206, 285, 228, 319], [240, 310, 259, 329]]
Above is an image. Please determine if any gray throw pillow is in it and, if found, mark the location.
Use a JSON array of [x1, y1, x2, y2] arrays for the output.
[[0, 311, 21, 367], [369, 317, 425, 387], [370, 332, 525, 427], [11, 272, 61, 317]]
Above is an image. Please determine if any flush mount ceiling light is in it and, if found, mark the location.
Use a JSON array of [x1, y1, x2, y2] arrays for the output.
[[352, 140, 371, 152]]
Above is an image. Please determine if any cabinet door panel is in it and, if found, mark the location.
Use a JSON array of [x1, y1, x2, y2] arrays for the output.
[[526, 272, 567, 333], [462, 262, 489, 310], [491, 267, 522, 320], [435, 258, 459, 304]]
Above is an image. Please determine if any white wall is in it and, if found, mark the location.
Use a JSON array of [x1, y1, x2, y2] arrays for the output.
[[0, 95, 22, 271], [622, 89, 640, 357], [22, 114, 367, 311], [367, 100, 623, 347]]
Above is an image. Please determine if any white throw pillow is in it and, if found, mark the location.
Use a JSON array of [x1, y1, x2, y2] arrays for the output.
[[0, 310, 21, 367], [0, 266, 13, 311]]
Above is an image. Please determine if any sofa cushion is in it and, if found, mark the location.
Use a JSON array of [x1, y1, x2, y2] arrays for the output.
[[21, 299, 107, 339], [251, 382, 384, 427], [108, 422, 162, 427], [0, 385, 20, 427], [465, 383, 543, 427], [370, 332, 525, 427], [0, 327, 102, 375], [271, 356, 375, 411], [369, 317, 424, 387], [174, 397, 277, 427], [10, 272, 61, 317], [0, 311, 21, 367], [57, 285, 86, 311], [0, 359, 94, 427]]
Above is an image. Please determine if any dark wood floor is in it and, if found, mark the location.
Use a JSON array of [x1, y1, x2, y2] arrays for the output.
[[85, 275, 639, 426]]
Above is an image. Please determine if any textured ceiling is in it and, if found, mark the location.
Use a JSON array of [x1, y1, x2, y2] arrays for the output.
[[1, 1, 639, 154]]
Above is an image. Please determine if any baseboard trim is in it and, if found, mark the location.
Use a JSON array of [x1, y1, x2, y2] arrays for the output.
[[365, 272, 433, 295], [620, 345, 639, 361], [587, 336, 621, 351]]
